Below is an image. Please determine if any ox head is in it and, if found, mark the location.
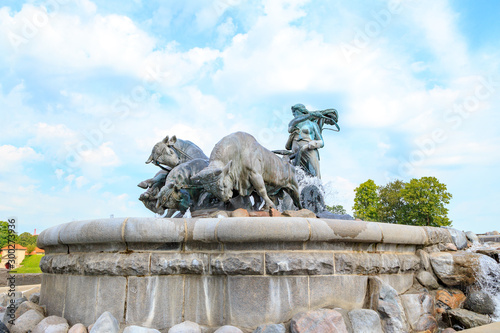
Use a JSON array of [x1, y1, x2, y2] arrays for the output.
[[155, 183, 192, 212], [145, 135, 180, 167], [191, 161, 233, 202]]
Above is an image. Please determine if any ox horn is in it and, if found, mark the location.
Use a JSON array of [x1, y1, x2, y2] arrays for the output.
[[145, 153, 154, 164]]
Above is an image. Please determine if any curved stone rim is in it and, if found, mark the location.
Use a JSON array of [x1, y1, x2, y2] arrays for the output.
[[37, 217, 457, 249]]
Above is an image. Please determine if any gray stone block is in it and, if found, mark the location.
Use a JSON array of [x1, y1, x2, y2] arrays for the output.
[[84, 253, 150, 276], [335, 253, 400, 275], [224, 242, 303, 251], [37, 223, 65, 248], [124, 218, 185, 243], [63, 275, 99, 326], [423, 227, 452, 245], [376, 274, 414, 295], [216, 218, 310, 243], [211, 253, 264, 275], [184, 276, 224, 327], [444, 228, 468, 250], [90, 312, 119, 333], [50, 254, 83, 275], [151, 253, 208, 275], [348, 309, 383, 333], [377, 223, 427, 245], [266, 253, 333, 275], [96, 276, 127, 324], [309, 275, 368, 310], [59, 218, 126, 245], [191, 218, 221, 243], [309, 219, 382, 243], [126, 276, 183, 330], [39, 274, 67, 317], [225, 276, 308, 329]]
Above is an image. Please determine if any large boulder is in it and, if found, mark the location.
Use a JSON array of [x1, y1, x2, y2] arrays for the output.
[[465, 231, 480, 244], [429, 251, 483, 286], [416, 271, 439, 290], [14, 301, 44, 318], [347, 309, 383, 333], [463, 291, 496, 315], [11, 309, 45, 333], [252, 324, 286, 333], [435, 289, 466, 312], [290, 309, 348, 333], [365, 277, 409, 333], [68, 323, 88, 333], [400, 293, 436, 333], [32, 316, 69, 333], [443, 309, 491, 329], [168, 321, 201, 333], [444, 228, 468, 250], [89, 312, 119, 333], [28, 293, 40, 305]]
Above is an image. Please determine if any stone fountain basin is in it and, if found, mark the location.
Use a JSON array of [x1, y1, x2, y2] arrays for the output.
[[37, 217, 455, 331]]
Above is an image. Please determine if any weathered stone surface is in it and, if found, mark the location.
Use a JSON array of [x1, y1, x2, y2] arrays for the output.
[[211, 253, 263, 275], [231, 209, 249, 217], [441, 328, 456, 333], [282, 209, 316, 218], [400, 293, 435, 332], [365, 277, 410, 333], [463, 291, 495, 315], [442, 243, 458, 251], [474, 247, 500, 263], [348, 309, 383, 333], [40, 274, 67, 317], [95, 276, 127, 327], [0, 321, 10, 333], [29, 293, 40, 305], [443, 309, 491, 329], [377, 223, 428, 245], [423, 227, 452, 245], [290, 309, 348, 333], [435, 289, 466, 310], [377, 274, 413, 295], [151, 253, 208, 275], [335, 253, 399, 275], [11, 310, 45, 333], [63, 275, 98, 326], [308, 219, 382, 243], [252, 324, 286, 333], [445, 228, 468, 250], [266, 253, 333, 275], [14, 301, 44, 318], [168, 321, 201, 333], [429, 251, 482, 286], [413, 314, 437, 333], [89, 312, 119, 333], [126, 276, 183, 330], [465, 231, 480, 244], [184, 276, 224, 327], [309, 276, 368, 310], [50, 254, 83, 274], [417, 249, 431, 271], [69, 323, 88, 333], [213, 326, 243, 333], [123, 326, 161, 333], [416, 270, 440, 289], [84, 253, 150, 276], [32, 316, 69, 333], [226, 276, 308, 328]]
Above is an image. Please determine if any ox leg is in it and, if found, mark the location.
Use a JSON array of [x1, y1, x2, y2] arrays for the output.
[[285, 183, 303, 210], [249, 172, 276, 210]]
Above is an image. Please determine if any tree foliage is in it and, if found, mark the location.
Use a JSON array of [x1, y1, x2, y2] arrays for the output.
[[0, 221, 18, 249], [326, 204, 347, 215], [18, 232, 37, 247], [352, 179, 379, 221], [26, 244, 37, 255], [353, 177, 452, 227]]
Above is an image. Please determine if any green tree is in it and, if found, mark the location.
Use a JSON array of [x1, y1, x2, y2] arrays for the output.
[[401, 176, 452, 227], [353, 179, 379, 221], [0, 221, 18, 249], [326, 204, 347, 215], [18, 232, 37, 247], [26, 244, 36, 255], [378, 180, 407, 224]]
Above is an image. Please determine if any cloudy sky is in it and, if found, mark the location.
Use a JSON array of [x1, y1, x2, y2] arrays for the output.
[[1, 0, 499, 234]]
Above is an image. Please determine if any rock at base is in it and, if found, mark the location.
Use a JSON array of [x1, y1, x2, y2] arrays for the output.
[[290, 309, 348, 333], [282, 209, 316, 218], [29, 293, 40, 305], [123, 325, 161, 333], [231, 209, 249, 217], [32, 316, 69, 333], [168, 321, 201, 333], [0, 321, 10, 333], [89, 312, 119, 333], [69, 323, 88, 333], [252, 324, 286, 333], [416, 271, 439, 290], [214, 325, 243, 333], [443, 308, 491, 329], [463, 291, 496, 315], [11, 309, 45, 333], [348, 309, 383, 333], [400, 293, 436, 332], [429, 252, 483, 286], [15, 301, 44, 319], [435, 289, 466, 311]]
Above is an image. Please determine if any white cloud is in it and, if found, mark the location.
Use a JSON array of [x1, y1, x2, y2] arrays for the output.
[[0, 145, 43, 172]]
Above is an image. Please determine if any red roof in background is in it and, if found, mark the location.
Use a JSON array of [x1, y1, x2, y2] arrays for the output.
[[1, 244, 27, 250], [27, 247, 45, 255]]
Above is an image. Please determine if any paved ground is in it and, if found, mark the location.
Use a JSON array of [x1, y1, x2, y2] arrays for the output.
[[0, 283, 40, 298]]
